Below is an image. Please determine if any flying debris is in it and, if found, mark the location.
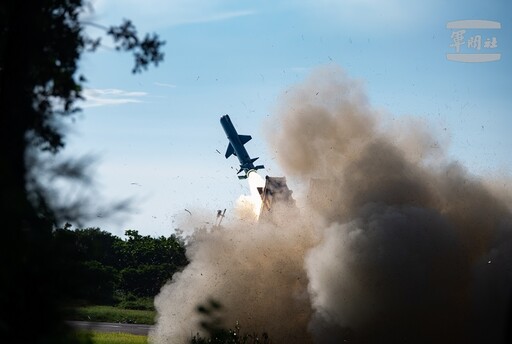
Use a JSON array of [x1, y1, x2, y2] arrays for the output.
[[220, 115, 264, 179], [215, 209, 226, 227]]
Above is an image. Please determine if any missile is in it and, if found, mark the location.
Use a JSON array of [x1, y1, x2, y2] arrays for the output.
[[220, 115, 264, 179]]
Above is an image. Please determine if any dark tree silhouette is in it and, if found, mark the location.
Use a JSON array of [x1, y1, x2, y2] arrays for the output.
[[52, 227, 188, 303], [0, 1, 164, 342]]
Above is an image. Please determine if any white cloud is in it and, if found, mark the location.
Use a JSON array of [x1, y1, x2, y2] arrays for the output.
[[188, 9, 255, 24], [89, 0, 256, 29], [154, 82, 177, 88], [81, 88, 148, 108]]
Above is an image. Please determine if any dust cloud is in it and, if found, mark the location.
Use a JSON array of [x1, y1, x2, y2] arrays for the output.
[[150, 66, 512, 343]]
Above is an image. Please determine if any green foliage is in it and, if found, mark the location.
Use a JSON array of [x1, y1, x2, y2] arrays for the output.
[[54, 225, 123, 267], [88, 331, 148, 344], [69, 305, 155, 325], [117, 296, 154, 311], [114, 229, 189, 298], [74, 261, 118, 304], [54, 226, 120, 304], [66, 330, 93, 344], [72, 331, 147, 344], [115, 230, 188, 269], [54, 226, 188, 303], [120, 264, 176, 297], [106, 20, 165, 74]]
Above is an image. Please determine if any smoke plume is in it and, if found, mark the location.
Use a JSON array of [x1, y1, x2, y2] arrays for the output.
[[151, 66, 512, 343]]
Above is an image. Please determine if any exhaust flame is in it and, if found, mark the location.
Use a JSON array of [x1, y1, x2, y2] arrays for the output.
[[151, 66, 512, 344], [234, 171, 265, 221], [247, 170, 265, 217]]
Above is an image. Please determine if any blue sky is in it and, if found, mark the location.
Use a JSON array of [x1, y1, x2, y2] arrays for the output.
[[64, 0, 512, 237]]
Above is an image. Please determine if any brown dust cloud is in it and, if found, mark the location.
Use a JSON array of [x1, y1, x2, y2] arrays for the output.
[[150, 66, 512, 344]]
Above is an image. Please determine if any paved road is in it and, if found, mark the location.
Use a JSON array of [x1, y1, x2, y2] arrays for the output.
[[67, 320, 152, 335]]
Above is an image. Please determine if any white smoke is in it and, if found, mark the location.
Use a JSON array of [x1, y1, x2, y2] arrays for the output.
[[150, 66, 512, 344]]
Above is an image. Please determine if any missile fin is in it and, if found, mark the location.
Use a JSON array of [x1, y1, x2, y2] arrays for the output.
[[225, 143, 235, 158], [239, 135, 252, 145]]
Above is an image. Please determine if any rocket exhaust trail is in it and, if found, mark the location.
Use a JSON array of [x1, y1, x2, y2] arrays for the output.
[[233, 170, 265, 222], [246, 170, 265, 219]]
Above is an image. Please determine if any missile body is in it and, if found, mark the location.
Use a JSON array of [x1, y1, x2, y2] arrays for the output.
[[220, 115, 264, 179]]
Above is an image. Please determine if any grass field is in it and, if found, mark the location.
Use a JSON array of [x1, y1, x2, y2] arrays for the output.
[[73, 331, 148, 344], [68, 305, 156, 325]]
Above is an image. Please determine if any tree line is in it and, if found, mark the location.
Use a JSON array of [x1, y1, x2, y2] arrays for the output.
[[54, 225, 188, 306]]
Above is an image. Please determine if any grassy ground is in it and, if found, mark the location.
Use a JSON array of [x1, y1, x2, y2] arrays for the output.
[[73, 331, 148, 344], [68, 305, 156, 325]]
